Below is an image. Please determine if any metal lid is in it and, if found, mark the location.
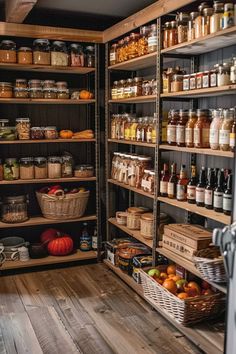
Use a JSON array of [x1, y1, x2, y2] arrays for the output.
[[1, 40, 16, 45], [18, 47, 32, 51], [4, 195, 27, 203], [33, 39, 50, 45], [5, 158, 18, 163], [16, 117, 30, 122], [75, 164, 93, 171]]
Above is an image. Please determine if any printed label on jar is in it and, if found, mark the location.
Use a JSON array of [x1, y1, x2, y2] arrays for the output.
[[185, 127, 193, 144], [128, 164, 136, 177], [209, 128, 219, 144], [194, 128, 201, 144], [202, 75, 209, 88], [148, 36, 157, 46], [213, 191, 223, 208], [230, 133, 235, 149], [204, 189, 213, 206], [167, 182, 175, 196], [176, 126, 185, 144], [160, 181, 168, 194], [223, 194, 232, 211], [124, 87, 132, 95], [219, 129, 230, 145], [110, 52, 116, 62], [141, 179, 152, 191], [167, 125, 176, 143], [176, 185, 186, 200], [190, 77, 196, 90], [183, 78, 189, 91], [187, 185, 196, 200], [196, 187, 205, 203], [210, 73, 217, 87]]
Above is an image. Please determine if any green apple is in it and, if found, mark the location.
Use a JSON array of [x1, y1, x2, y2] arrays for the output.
[[176, 279, 188, 291], [148, 269, 160, 278]]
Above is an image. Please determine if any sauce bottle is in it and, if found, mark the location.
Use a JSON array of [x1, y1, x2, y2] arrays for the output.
[[194, 109, 210, 148], [187, 164, 197, 204], [196, 167, 206, 207], [160, 163, 169, 197], [223, 173, 233, 215], [185, 110, 197, 148], [213, 169, 225, 213], [219, 109, 234, 151], [167, 110, 179, 145], [209, 109, 222, 150], [204, 169, 215, 209], [230, 114, 236, 152], [176, 109, 189, 147], [176, 164, 189, 201], [167, 163, 178, 199]]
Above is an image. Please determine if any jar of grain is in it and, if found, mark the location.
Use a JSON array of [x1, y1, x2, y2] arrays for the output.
[[0, 82, 13, 98], [0, 40, 16, 63], [171, 74, 183, 92], [43, 88, 57, 99], [74, 165, 94, 178], [16, 118, 30, 140], [56, 82, 69, 99], [61, 155, 73, 177], [217, 63, 231, 86], [20, 157, 34, 179], [17, 47, 33, 64], [177, 13, 189, 44], [126, 207, 145, 230], [34, 157, 47, 179], [14, 88, 29, 98], [128, 33, 139, 59], [28, 79, 43, 99], [47, 156, 62, 178], [140, 213, 154, 239], [187, 12, 199, 41], [195, 2, 209, 39], [51, 41, 69, 66], [33, 39, 50, 65], [202, 8, 214, 36], [1, 195, 28, 223]]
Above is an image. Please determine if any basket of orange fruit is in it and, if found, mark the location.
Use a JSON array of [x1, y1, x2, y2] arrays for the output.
[[139, 264, 225, 326]]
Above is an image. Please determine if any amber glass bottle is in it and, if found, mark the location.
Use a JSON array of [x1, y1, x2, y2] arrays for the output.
[[176, 110, 189, 147], [176, 164, 188, 201], [187, 164, 197, 204], [167, 110, 179, 145], [167, 163, 178, 199], [160, 163, 169, 197]]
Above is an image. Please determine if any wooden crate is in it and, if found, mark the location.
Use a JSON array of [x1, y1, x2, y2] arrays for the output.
[[162, 234, 197, 261]]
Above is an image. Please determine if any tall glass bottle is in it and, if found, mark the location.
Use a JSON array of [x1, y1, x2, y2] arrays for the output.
[[223, 173, 233, 215], [167, 110, 179, 145], [187, 164, 197, 204], [176, 164, 189, 201], [204, 169, 215, 209], [213, 169, 225, 213], [167, 163, 178, 199], [196, 167, 206, 207], [176, 110, 189, 147], [160, 163, 169, 197]]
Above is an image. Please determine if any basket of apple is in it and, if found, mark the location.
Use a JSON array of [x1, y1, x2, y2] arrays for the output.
[[139, 264, 225, 326]]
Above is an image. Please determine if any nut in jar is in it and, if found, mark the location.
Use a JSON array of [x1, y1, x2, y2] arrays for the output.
[[15, 118, 30, 140]]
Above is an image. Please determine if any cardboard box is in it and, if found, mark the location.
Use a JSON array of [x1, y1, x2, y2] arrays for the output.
[[164, 224, 212, 250], [162, 234, 197, 261]]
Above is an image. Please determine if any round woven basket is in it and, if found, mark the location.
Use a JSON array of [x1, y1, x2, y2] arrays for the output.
[[36, 190, 90, 220]]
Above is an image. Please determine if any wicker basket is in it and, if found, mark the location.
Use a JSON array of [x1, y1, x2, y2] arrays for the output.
[[36, 190, 90, 220], [140, 266, 224, 326]]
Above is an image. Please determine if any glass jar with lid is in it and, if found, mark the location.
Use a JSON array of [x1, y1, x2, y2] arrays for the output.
[[117, 39, 124, 63], [138, 26, 149, 56], [42, 80, 55, 90], [210, 1, 224, 33], [176, 109, 189, 147], [169, 21, 178, 47], [16, 118, 30, 140], [56, 81, 69, 99], [17, 47, 33, 64], [142, 80, 152, 96], [176, 13, 189, 44], [51, 41, 68, 66], [163, 22, 171, 49], [48, 156, 62, 178], [183, 74, 190, 91], [128, 33, 139, 59], [34, 157, 47, 179], [190, 73, 197, 90], [3, 158, 19, 180], [33, 39, 50, 65], [0, 82, 13, 98], [110, 114, 117, 139], [122, 37, 130, 62], [115, 114, 121, 140], [167, 109, 179, 145], [28, 79, 43, 99], [1, 195, 29, 223], [62, 155, 73, 177], [146, 118, 154, 143], [136, 156, 152, 188], [202, 8, 214, 36], [210, 109, 223, 150], [43, 87, 57, 99], [132, 77, 143, 97], [0, 40, 16, 63], [187, 12, 199, 41], [116, 153, 125, 183], [223, 2, 234, 29], [196, 72, 203, 89], [20, 157, 34, 180], [124, 117, 132, 140], [44, 126, 58, 139], [194, 109, 210, 148], [85, 46, 95, 67], [210, 64, 218, 87], [0, 119, 9, 127], [124, 78, 133, 98], [217, 63, 231, 86], [152, 79, 157, 95], [117, 79, 125, 99], [30, 127, 44, 140], [70, 44, 84, 67], [219, 109, 234, 151], [171, 74, 183, 92], [128, 155, 138, 187], [136, 118, 143, 141], [185, 110, 197, 147], [74, 164, 94, 178], [109, 43, 117, 66], [15, 79, 28, 89], [148, 24, 157, 53], [195, 2, 209, 39], [123, 154, 131, 185]]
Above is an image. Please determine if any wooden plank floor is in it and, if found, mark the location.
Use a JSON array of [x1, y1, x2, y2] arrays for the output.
[[0, 264, 202, 354]]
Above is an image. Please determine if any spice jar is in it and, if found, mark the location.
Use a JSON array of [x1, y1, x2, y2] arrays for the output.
[[136, 156, 151, 189], [210, 109, 223, 150], [210, 1, 224, 33], [219, 109, 234, 151], [34, 157, 47, 179], [141, 170, 155, 194], [33, 39, 50, 65], [177, 13, 189, 44], [132, 77, 143, 97], [126, 207, 145, 230], [62, 155, 73, 177], [140, 213, 154, 239], [163, 22, 171, 49], [223, 2, 235, 29], [85, 46, 95, 67], [196, 72, 203, 89], [190, 73, 197, 90], [16, 118, 30, 140], [194, 109, 210, 148], [109, 43, 117, 66], [74, 165, 94, 178], [202, 8, 214, 36], [138, 26, 149, 56], [183, 74, 190, 91], [44, 126, 58, 139], [188, 12, 199, 41], [0, 82, 13, 98], [148, 24, 157, 53], [17, 47, 33, 64], [176, 109, 189, 147], [70, 44, 84, 67], [3, 158, 19, 180], [20, 157, 34, 180], [48, 156, 62, 178], [51, 41, 68, 66], [171, 74, 183, 92], [217, 63, 230, 86], [1, 195, 28, 223], [202, 71, 210, 88], [167, 109, 179, 145], [169, 21, 178, 47], [30, 127, 44, 140], [0, 40, 16, 63], [128, 33, 139, 59], [185, 110, 197, 147]]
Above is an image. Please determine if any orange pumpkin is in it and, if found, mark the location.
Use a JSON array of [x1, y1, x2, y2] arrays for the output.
[[79, 90, 93, 99], [59, 130, 73, 139]]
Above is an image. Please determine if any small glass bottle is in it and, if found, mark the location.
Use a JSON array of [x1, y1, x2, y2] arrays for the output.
[[176, 164, 188, 201], [196, 167, 206, 207], [160, 163, 169, 197], [194, 109, 210, 148], [185, 110, 197, 148], [202, 7, 214, 36], [176, 109, 188, 147], [187, 164, 197, 204], [213, 169, 225, 213], [223, 173, 233, 215], [204, 169, 215, 209], [230, 114, 236, 152], [219, 109, 234, 151], [167, 163, 178, 199], [167, 109, 179, 145], [210, 109, 223, 150]]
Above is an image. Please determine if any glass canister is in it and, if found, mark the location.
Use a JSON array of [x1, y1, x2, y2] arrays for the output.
[[17, 47, 33, 64], [132, 77, 143, 97], [171, 74, 183, 92], [0, 40, 16, 63], [14, 79, 28, 98], [195, 2, 209, 39], [136, 156, 151, 189], [194, 109, 210, 148], [0, 82, 13, 98], [117, 79, 125, 99], [141, 170, 155, 194], [138, 26, 149, 56], [1, 195, 29, 223], [210, 1, 224, 33], [61, 155, 73, 177], [19, 157, 34, 180], [177, 13, 189, 44], [223, 2, 234, 29], [47, 156, 62, 178], [124, 117, 132, 140], [33, 39, 50, 65], [185, 110, 197, 147], [188, 12, 199, 41], [28, 79, 43, 98], [85, 46, 95, 67], [43, 88, 57, 99], [44, 126, 58, 139], [128, 33, 139, 59], [51, 41, 68, 66], [217, 63, 231, 86], [3, 158, 19, 180], [148, 24, 157, 53], [34, 157, 47, 179], [140, 213, 154, 238], [70, 44, 84, 67], [111, 81, 118, 100], [126, 207, 145, 230], [30, 127, 44, 140], [202, 7, 214, 36], [163, 22, 171, 49], [142, 80, 152, 96], [130, 118, 139, 141], [219, 109, 234, 151], [210, 109, 223, 150], [109, 43, 117, 66], [16, 118, 30, 140], [169, 21, 178, 47]]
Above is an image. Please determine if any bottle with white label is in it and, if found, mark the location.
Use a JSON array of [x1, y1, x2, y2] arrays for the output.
[[185, 110, 197, 148], [223, 173, 233, 215], [214, 169, 225, 213], [176, 110, 189, 147], [187, 164, 197, 204], [92, 227, 98, 250], [167, 110, 179, 145], [148, 24, 157, 53], [177, 165, 188, 201], [196, 167, 206, 207], [230, 115, 236, 152], [160, 163, 169, 197], [209, 109, 222, 150], [219, 109, 234, 151], [167, 163, 177, 199], [204, 169, 215, 209]]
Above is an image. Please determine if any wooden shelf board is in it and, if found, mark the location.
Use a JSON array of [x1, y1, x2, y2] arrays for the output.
[[0, 63, 95, 74], [0, 250, 97, 270], [108, 138, 156, 148], [104, 260, 224, 354], [108, 52, 157, 71], [160, 144, 234, 158], [0, 177, 96, 185], [108, 179, 154, 199], [161, 26, 236, 55], [0, 98, 95, 104], [161, 85, 236, 98], [0, 215, 97, 229], [0, 138, 96, 144], [108, 218, 152, 248], [109, 95, 156, 104], [157, 247, 227, 294], [158, 197, 230, 225]]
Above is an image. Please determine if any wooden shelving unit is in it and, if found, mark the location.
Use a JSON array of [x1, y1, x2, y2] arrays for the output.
[[0, 98, 95, 104], [108, 52, 157, 71], [108, 138, 155, 148], [161, 85, 236, 98], [109, 95, 156, 104], [0, 177, 96, 185], [0, 138, 96, 144], [160, 144, 234, 158], [108, 179, 154, 199], [0, 62, 95, 74], [1, 250, 97, 270]]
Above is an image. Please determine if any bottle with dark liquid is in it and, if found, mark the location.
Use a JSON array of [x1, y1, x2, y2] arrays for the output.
[[167, 163, 178, 199], [187, 164, 197, 204], [204, 169, 215, 209], [177, 164, 188, 201], [196, 167, 206, 207], [160, 163, 169, 197], [213, 169, 225, 213], [223, 173, 233, 215]]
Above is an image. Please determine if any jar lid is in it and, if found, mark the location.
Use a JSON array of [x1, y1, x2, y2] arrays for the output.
[[133, 77, 143, 82], [20, 157, 34, 162], [18, 47, 32, 51], [33, 39, 50, 45], [138, 156, 152, 161], [144, 169, 152, 174], [29, 79, 41, 84], [62, 155, 72, 161], [127, 207, 145, 214], [0, 82, 12, 87], [16, 117, 30, 122], [43, 80, 55, 84], [16, 78, 27, 83], [5, 158, 18, 163], [70, 43, 83, 49], [44, 126, 57, 130], [141, 213, 154, 221], [1, 40, 16, 45], [43, 88, 57, 92], [31, 126, 42, 130], [48, 156, 62, 162], [14, 87, 28, 92], [75, 164, 93, 171], [183, 74, 190, 77], [197, 109, 209, 116], [149, 170, 155, 176], [4, 195, 27, 203], [34, 156, 47, 162], [85, 46, 94, 52], [0, 119, 9, 123]]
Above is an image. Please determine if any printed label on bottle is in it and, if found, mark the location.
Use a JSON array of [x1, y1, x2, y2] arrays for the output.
[[110, 52, 116, 62], [141, 179, 152, 191], [202, 75, 209, 88], [176, 185, 186, 200], [223, 194, 232, 211], [194, 128, 201, 144], [167, 125, 176, 143], [146, 131, 152, 142], [219, 129, 230, 145], [187, 185, 196, 200], [230, 132, 235, 148], [136, 130, 142, 141], [167, 182, 175, 196], [210, 73, 217, 87], [204, 189, 213, 206], [190, 77, 196, 90], [202, 128, 210, 144], [213, 191, 223, 208], [185, 127, 193, 144], [160, 181, 168, 194], [209, 128, 219, 144], [176, 126, 185, 144], [196, 187, 205, 203]]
